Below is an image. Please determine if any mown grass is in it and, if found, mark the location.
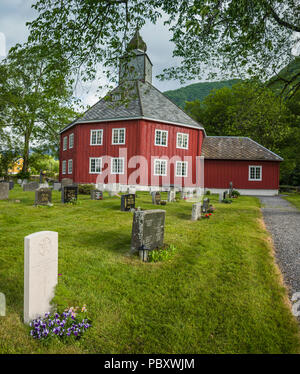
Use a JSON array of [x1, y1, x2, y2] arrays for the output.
[[282, 193, 300, 210], [0, 186, 299, 354]]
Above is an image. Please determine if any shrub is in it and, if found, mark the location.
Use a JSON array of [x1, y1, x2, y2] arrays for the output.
[[222, 198, 233, 204], [148, 244, 177, 263], [231, 190, 240, 197], [78, 184, 95, 195], [206, 190, 211, 195]]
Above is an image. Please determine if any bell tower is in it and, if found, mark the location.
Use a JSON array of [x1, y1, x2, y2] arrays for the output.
[[119, 30, 153, 84]]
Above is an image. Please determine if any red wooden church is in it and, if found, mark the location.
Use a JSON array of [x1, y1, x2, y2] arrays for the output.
[[59, 31, 282, 196]]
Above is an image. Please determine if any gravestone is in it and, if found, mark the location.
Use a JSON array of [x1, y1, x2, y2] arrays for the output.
[[202, 198, 210, 213], [35, 187, 52, 206], [128, 186, 136, 195], [24, 231, 58, 324], [17, 179, 22, 185], [131, 209, 166, 253], [219, 192, 223, 202], [23, 182, 39, 192], [61, 185, 78, 203], [121, 194, 135, 211], [168, 190, 176, 202], [9, 181, 14, 190], [180, 190, 188, 199], [91, 189, 103, 200], [229, 182, 233, 198], [191, 202, 202, 221], [61, 178, 73, 188], [223, 191, 228, 200], [152, 191, 161, 205], [0, 182, 9, 200], [53, 182, 61, 191], [0, 292, 5, 316]]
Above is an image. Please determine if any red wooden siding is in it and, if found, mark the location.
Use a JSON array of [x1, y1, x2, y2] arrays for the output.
[[60, 119, 205, 187], [204, 160, 280, 190]]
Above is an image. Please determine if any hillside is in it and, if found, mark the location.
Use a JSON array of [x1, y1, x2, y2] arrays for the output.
[[268, 57, 300, 95], [163, 79, 241, 108]]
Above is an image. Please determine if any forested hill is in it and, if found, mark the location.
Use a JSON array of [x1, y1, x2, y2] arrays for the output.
[[163, 79, 241, 108], [267, 57, 300, 95]]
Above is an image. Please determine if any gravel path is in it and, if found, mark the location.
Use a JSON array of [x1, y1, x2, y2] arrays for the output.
[[259, 196, 300, 309]]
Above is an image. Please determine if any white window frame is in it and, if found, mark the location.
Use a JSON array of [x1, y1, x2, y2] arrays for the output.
[[154, 159, 168, 176], [69, 133, 74, 149], [89, 157, 102, 174], [63, 136, 68, 151], [68, 159, 73, 174], [111, 157, 125, 175], [62, 160, 66, 175], [176, 132, 189, 150], [175, 161, 188, 177], [90, 129, 103, 146], [248, 165, 262, 181], [155, 129, 168, 147], [112, 128, 126, 145]]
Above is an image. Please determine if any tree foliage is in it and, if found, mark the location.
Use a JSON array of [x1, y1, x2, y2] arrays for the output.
[[0, 43, 77, 173], [27, 0, 300, 93]]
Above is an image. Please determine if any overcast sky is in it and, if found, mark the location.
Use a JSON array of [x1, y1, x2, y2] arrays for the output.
[[0, 0, 208, 107]]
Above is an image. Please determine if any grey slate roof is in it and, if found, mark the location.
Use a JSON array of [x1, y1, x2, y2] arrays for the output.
[[202, 136, 283, 161], [60, 80, 203, 133]]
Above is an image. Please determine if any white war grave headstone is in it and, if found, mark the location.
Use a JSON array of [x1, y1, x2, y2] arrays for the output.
[[24, 231, 58, 324]]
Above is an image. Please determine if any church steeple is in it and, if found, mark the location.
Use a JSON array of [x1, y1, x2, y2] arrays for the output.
[[119, 30, 152, 84]]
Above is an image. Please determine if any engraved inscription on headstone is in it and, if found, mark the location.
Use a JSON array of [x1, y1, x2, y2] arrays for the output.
[[24, 231, 58, 324], [35, 188, 52, 206], [131, 209, 166, 253], [91, 189, 103, 200], [61, 185, 78, 203], [121, 194, 135, 211], [0, 293, 5, 316], [0, 182, 9, 200]]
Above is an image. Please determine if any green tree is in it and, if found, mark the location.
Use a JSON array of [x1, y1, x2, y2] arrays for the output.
[[28, 1, 300, 93], [0, 43, 77, 174], [185, 81, 291, 152]]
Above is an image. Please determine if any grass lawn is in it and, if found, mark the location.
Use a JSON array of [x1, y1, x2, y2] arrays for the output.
[[282, 193, 300, 210], [0, 186, 299, 354]]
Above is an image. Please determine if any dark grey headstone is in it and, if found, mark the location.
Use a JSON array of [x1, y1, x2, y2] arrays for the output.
[[0, 182, 9, 200], [23, 182, 39, 192], [121, 194, 135, 211], [229, 182, 233, 198], [9, 181, 14, 190], [35, 187, 52, 206], [131, 209, 166, 253], [61, 185, 78, 203], [91, 189, 103, 200], [223, 191, 228, 200], [202, 198, 210, 213]]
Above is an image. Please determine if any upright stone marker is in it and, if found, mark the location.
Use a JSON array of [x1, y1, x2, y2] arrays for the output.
[[152, 191, 161, 205], [0, 293, 5, 316], [9, 181, 14, 190], [219, 192, 223, 202], [91, 189, 103, 200], [35, 187, 52, 206], [168, 190, 176, 202], [53, 182, 62, 191], [61, 185, 78, 203], [229, 182, 233, 198], [0, 182, 9, 200], [202, 198, 210, 213], [131, 209, 166, 253], [191, 202, 202, 221], [24, 231, 58, 324], [61, 178, 73, 188], [121, 194, 135, 211]]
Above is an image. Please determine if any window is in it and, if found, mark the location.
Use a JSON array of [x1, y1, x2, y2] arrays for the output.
[[154, 159, 167, 176], [90, 157, 102, 174], [249, 166, 262, 181], [155, 129, 168, 147], [68, 159, 73, 174], [62, 160, 66, 174], [176, 161, 188, 177], [176, 133, 189, 149], [112, 128, 125, 144], [90, 129, 103, 145], [111, 157, 124, 174], [69, 133, 74, 149], [63, 136, 67, 151]]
